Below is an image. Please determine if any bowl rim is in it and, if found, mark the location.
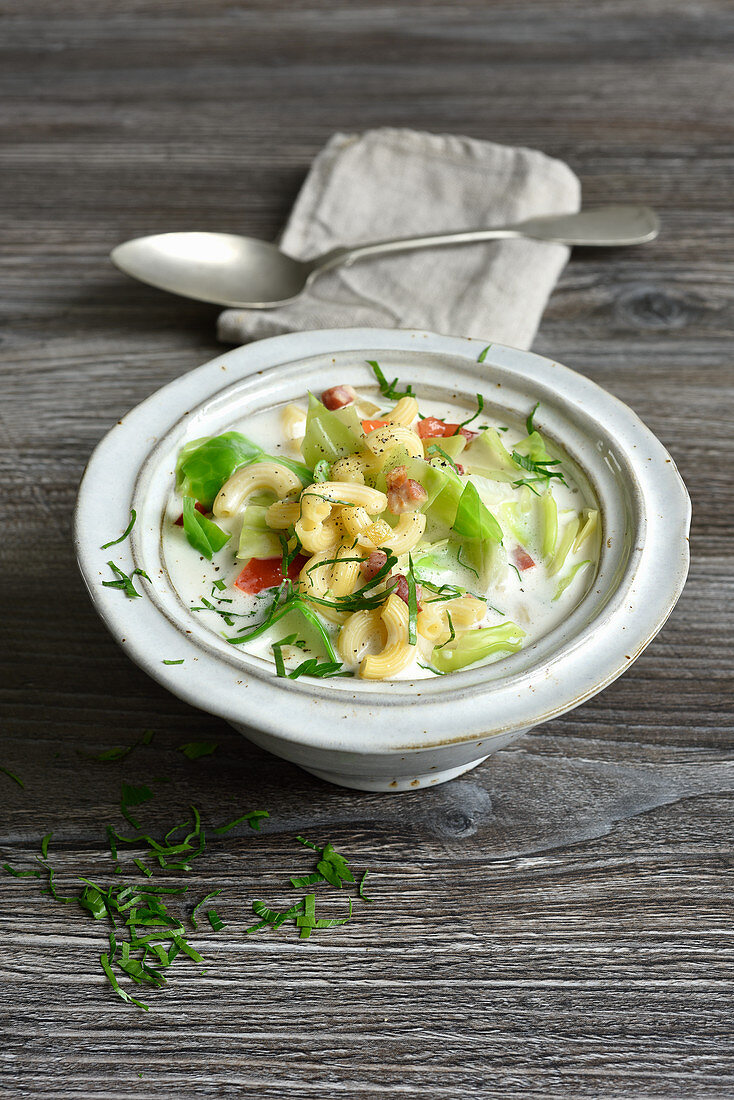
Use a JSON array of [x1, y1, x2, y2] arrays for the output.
[[74, 328, 691, 755]]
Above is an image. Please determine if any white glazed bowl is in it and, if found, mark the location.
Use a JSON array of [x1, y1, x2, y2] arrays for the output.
[[75, 329, 690, 792]]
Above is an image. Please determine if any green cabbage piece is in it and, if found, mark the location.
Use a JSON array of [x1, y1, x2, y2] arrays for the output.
[[236, 504, 281, 561], [301, 394, 366, 468], [453, 481, 503, 544], [464, 428, 519, 481], [432, 621, 525, 673], [182, 497, 231, 560], [553, 559, 591, 602]]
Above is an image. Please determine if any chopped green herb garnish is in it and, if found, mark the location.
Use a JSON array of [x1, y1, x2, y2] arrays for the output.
[[456, 544, 480, 577], [511, 450, 567, 486], [526, 401, 540, 435], [101, 509, 137, 550], [477, 345, 491, 363], [290, 872, 325, 888], [41, 862, 75, 903], [358, 871, 373, 902], [437, 611, 456, 649], [367, 360, 415, 400], [40, 833, 52, 860], [296, 836, 321, 852], [288, 657, 350, 679], [3, 863, 41, 878], [101, 951, 149, 1012], [511, 477, 544, 496], [0, 765, 24, 789], [120, 783, 154, 830], [206, 909, 225, 932], [226, 581, 341, 663], [212, 810, 269, 835], [298, 892, 316, 939], [458, 393, 485, 429], [102, 561, 151, 599], [426, 443, 462, 474], [91, 729, 154, 765], [177, 742, 218, 761], [406, 555, 418, 646], [191, 890, 222, 931], [417, 661, 446, 675], [313, 459, 331, 482], [272, 633, 307, 678], [162, 659, 185, 665]]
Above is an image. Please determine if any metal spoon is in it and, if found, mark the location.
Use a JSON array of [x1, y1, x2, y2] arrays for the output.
[[111, 204, 659, 310]]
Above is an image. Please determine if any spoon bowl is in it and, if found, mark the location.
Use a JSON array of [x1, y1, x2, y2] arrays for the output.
[[112, 232, 313, 309]]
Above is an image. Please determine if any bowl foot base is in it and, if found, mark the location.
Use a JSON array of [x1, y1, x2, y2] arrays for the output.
[[301, 756, 489, 793]]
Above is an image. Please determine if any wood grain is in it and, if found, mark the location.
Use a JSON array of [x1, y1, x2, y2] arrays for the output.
[[1, 1, 733, 1097]]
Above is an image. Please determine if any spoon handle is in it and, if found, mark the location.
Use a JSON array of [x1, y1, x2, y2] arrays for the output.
[[315, 205, 659, 273]]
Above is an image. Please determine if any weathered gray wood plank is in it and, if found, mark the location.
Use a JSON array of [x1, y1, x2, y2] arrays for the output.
[[1, 1, 732, 1097]]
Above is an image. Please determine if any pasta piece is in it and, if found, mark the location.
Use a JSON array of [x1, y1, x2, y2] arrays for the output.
[[297, 518, 342, 555], [338, 608, 387, 665], [357, 518, 394, 548], [380, 511, 427, 555], [265, 500, 301, 529], [364, 424, 424, 463], [298, 551, 347, 624], [416, 601, 449, 645], [447, 595, 487, 628], [384, 396, 419, 427], [417, 595, 485, 647], [360, 595, 415, 679], [281, 403, 307, 443], [213, 462, 303, 519], [341, 506, 373, 540], [302, 482, 387, 513], [330, 455, 366, 485], [330, 544, 362, 599]]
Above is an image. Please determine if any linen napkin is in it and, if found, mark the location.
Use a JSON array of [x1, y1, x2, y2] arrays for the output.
[[217, 128, 580, 350]]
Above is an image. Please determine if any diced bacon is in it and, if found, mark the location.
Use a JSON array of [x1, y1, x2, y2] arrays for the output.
[[417, 416, 452, 439], [360, 550, 388, 581], [174, 501, 207, 526], [385, 465, 428, 514], [361, 418, 390, 433], [454, 463, 465, 475], [234, 553, 309, 595], [321, 385, 356, 410], [392, 574, 422, 609], [512, 547, 536, 571], [416, 416, 477, 442]]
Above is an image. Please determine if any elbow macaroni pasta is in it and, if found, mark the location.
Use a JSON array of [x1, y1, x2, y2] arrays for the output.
[[213, 462, 303, 518], [364, 424, 424, 462], [384, 396, 419, 427], [360, 594, 415, 679]]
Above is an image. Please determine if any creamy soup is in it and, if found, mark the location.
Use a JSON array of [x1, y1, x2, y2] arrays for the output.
[[163, 372, 600, 682]]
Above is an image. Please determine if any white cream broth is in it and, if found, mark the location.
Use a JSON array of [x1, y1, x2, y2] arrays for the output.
[[162, 392, 600, 681]]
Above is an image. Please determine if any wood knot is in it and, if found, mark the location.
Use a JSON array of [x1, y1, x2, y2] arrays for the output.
[[423, 781, 492, 839], [615, 285, 702, 330]]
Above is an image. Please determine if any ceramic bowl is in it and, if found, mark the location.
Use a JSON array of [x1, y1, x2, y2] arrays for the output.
[[75, 329, 690, 792]]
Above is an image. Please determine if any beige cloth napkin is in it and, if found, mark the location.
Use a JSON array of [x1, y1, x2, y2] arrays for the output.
[[217, 128, 580, 350]]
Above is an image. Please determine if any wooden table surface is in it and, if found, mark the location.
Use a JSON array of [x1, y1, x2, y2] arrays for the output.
[[2, 2, 733, 1097]]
